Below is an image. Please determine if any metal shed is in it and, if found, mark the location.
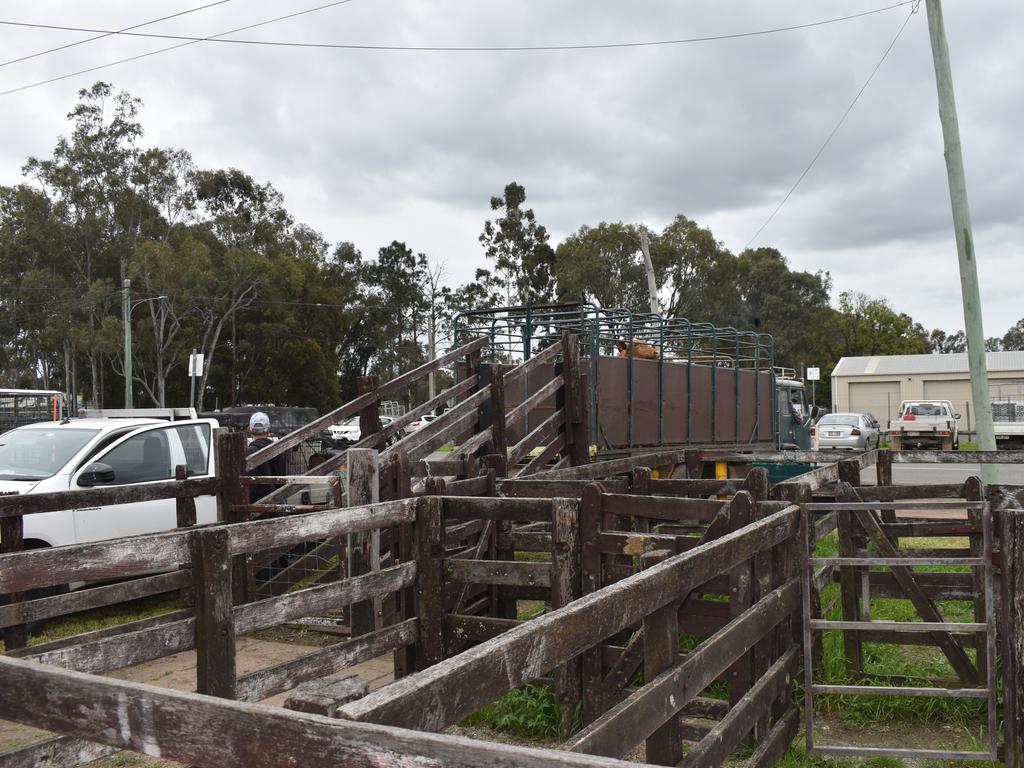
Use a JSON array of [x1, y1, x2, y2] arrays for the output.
[[831, 351, 1024, 433]]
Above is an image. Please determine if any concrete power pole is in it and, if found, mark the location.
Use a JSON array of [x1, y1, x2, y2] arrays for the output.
[[639, 230, 660, 315], [925, 0, 996, 481]]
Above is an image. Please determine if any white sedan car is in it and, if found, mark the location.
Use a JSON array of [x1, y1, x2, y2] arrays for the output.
[[812, 412, 881, 451]]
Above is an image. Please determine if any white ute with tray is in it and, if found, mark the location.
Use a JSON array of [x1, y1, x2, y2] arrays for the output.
[[0, 415, 219, 550]]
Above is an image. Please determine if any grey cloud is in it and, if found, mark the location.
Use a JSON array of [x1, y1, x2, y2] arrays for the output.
[[0, 0, 1021, 331]]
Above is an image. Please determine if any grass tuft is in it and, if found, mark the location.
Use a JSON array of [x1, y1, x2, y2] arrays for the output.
[[463, 683, 565, 739]]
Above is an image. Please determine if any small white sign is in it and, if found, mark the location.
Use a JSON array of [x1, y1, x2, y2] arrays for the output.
[[806, 367, 821, 381], [188, 353, 205, 377]]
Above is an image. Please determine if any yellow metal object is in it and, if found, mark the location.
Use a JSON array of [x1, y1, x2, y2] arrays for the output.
[[715, 461, 728, 500]]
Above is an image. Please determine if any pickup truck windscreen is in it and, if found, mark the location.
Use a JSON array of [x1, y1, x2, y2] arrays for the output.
[[0, 427, 100, 479]]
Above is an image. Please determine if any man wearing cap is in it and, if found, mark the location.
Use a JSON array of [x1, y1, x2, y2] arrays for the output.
[[246, 412, 288, 503]]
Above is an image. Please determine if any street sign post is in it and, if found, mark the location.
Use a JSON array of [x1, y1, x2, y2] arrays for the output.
[[807, 367, 820, 408], [188, 350, 204, 409]]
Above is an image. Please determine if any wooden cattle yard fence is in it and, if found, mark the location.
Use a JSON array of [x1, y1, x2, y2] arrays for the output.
[[2, 349, 1024, 765]]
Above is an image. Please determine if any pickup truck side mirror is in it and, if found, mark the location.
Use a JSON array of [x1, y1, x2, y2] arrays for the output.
[[810, 405, 821, 420], [77, 462, 116, 487], [954, 413, 962, 420]]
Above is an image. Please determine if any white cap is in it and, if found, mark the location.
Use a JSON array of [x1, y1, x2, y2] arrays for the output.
[[249, 412, 270, 434]]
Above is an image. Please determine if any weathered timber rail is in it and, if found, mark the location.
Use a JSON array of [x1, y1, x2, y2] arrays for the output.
[[3, 418, 1024, 765]]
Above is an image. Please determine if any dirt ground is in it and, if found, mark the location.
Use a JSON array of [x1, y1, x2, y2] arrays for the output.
[[0, 630, 395, 767]]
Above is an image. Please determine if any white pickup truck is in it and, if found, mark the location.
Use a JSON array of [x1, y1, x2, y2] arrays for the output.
[[0, 417, 220, 550], [887, 400, 960, 450], [991, 400, 1024, 449]]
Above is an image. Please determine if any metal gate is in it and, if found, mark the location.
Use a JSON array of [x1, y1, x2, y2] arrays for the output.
[[800, 498, 1002, 762]]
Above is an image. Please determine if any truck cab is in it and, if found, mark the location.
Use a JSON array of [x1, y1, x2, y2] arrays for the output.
[[776, 378, 814, 449], [0, 417, 219, 549]]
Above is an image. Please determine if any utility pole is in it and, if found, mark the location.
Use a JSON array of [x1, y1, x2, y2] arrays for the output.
[[122, 278, 133, 409], [639, 230, 660, 315], [925, 0, 996, 481]]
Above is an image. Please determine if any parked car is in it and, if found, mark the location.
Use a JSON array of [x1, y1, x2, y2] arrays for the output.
[[405, 414, 437, 434], [812, 412, 880, 451], [0, 417, 220, 550], [320, 415, 398, 452]]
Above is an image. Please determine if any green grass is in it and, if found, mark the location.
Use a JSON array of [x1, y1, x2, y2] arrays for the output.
[[778, 743, 903, 768], [462, 683, 567, 739], [958, 441, 979, 451], [776, 732, 998, 768], [0, 592, 181, 652], [809, 532, 989, 726]]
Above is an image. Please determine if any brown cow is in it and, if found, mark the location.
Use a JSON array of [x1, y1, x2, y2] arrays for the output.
[[616, 338, 660, 360]]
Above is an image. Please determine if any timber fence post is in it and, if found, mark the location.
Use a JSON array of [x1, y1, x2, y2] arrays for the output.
[[774, 482, 818, 665], [561, 333, 589, 466], [551, 497, 582, 735], [579, 482, 605, 724], [175, 464, 197, 608], [465, 345, 483, 456], [727, 491, 755, 713], [214, 429, 252, 603], [744, 468, 774, 739], [1002, 507, 1023, 767], [191, 526, 236, 699], [965, 476, 988, 679], [836, 461, 864, 678], [0, 512, 26, 650], [487, 365, 508, 459], [642, 548, 683, 765], [357, 375, 383, 444], [414, 496, 445, 670], [482, 453, 516, 620], [875, 449, 898, 547], [684, 449, 702, 479], [631, 467, 651, 533], [347, 448, 379, 637]]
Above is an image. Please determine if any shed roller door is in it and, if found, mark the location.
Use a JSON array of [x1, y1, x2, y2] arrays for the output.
[[848, 381, 901, 426]]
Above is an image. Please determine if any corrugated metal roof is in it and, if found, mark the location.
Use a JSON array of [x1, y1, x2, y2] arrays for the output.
[[832, 351, 1024, 377]]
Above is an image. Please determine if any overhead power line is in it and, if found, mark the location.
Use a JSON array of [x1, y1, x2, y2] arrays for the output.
[[0, 0, 233, 70], [0, 0, 357, 98], [0, 1, 914, 56], [743, 4, 919, 250]]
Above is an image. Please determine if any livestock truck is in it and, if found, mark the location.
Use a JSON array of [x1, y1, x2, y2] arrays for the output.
[[455, 302, 816, 452]]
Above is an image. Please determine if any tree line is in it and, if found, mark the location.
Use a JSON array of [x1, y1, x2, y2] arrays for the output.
[[2, 83, 1020, 413]]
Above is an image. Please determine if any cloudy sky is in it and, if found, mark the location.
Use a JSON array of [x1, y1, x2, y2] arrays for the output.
[[1, 0, 1021, 336]]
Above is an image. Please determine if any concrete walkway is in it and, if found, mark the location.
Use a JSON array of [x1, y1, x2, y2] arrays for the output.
[[0, 634, 396, 765]]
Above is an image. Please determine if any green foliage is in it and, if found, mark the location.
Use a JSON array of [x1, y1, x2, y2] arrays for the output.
[[12, 81, 1014, 417], [463, 683, 565, 739], [479, 181, 556, 306], [0, 83, 453, 413], [1002, 318, 1024, 351], [554, 221, 656, 311]]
